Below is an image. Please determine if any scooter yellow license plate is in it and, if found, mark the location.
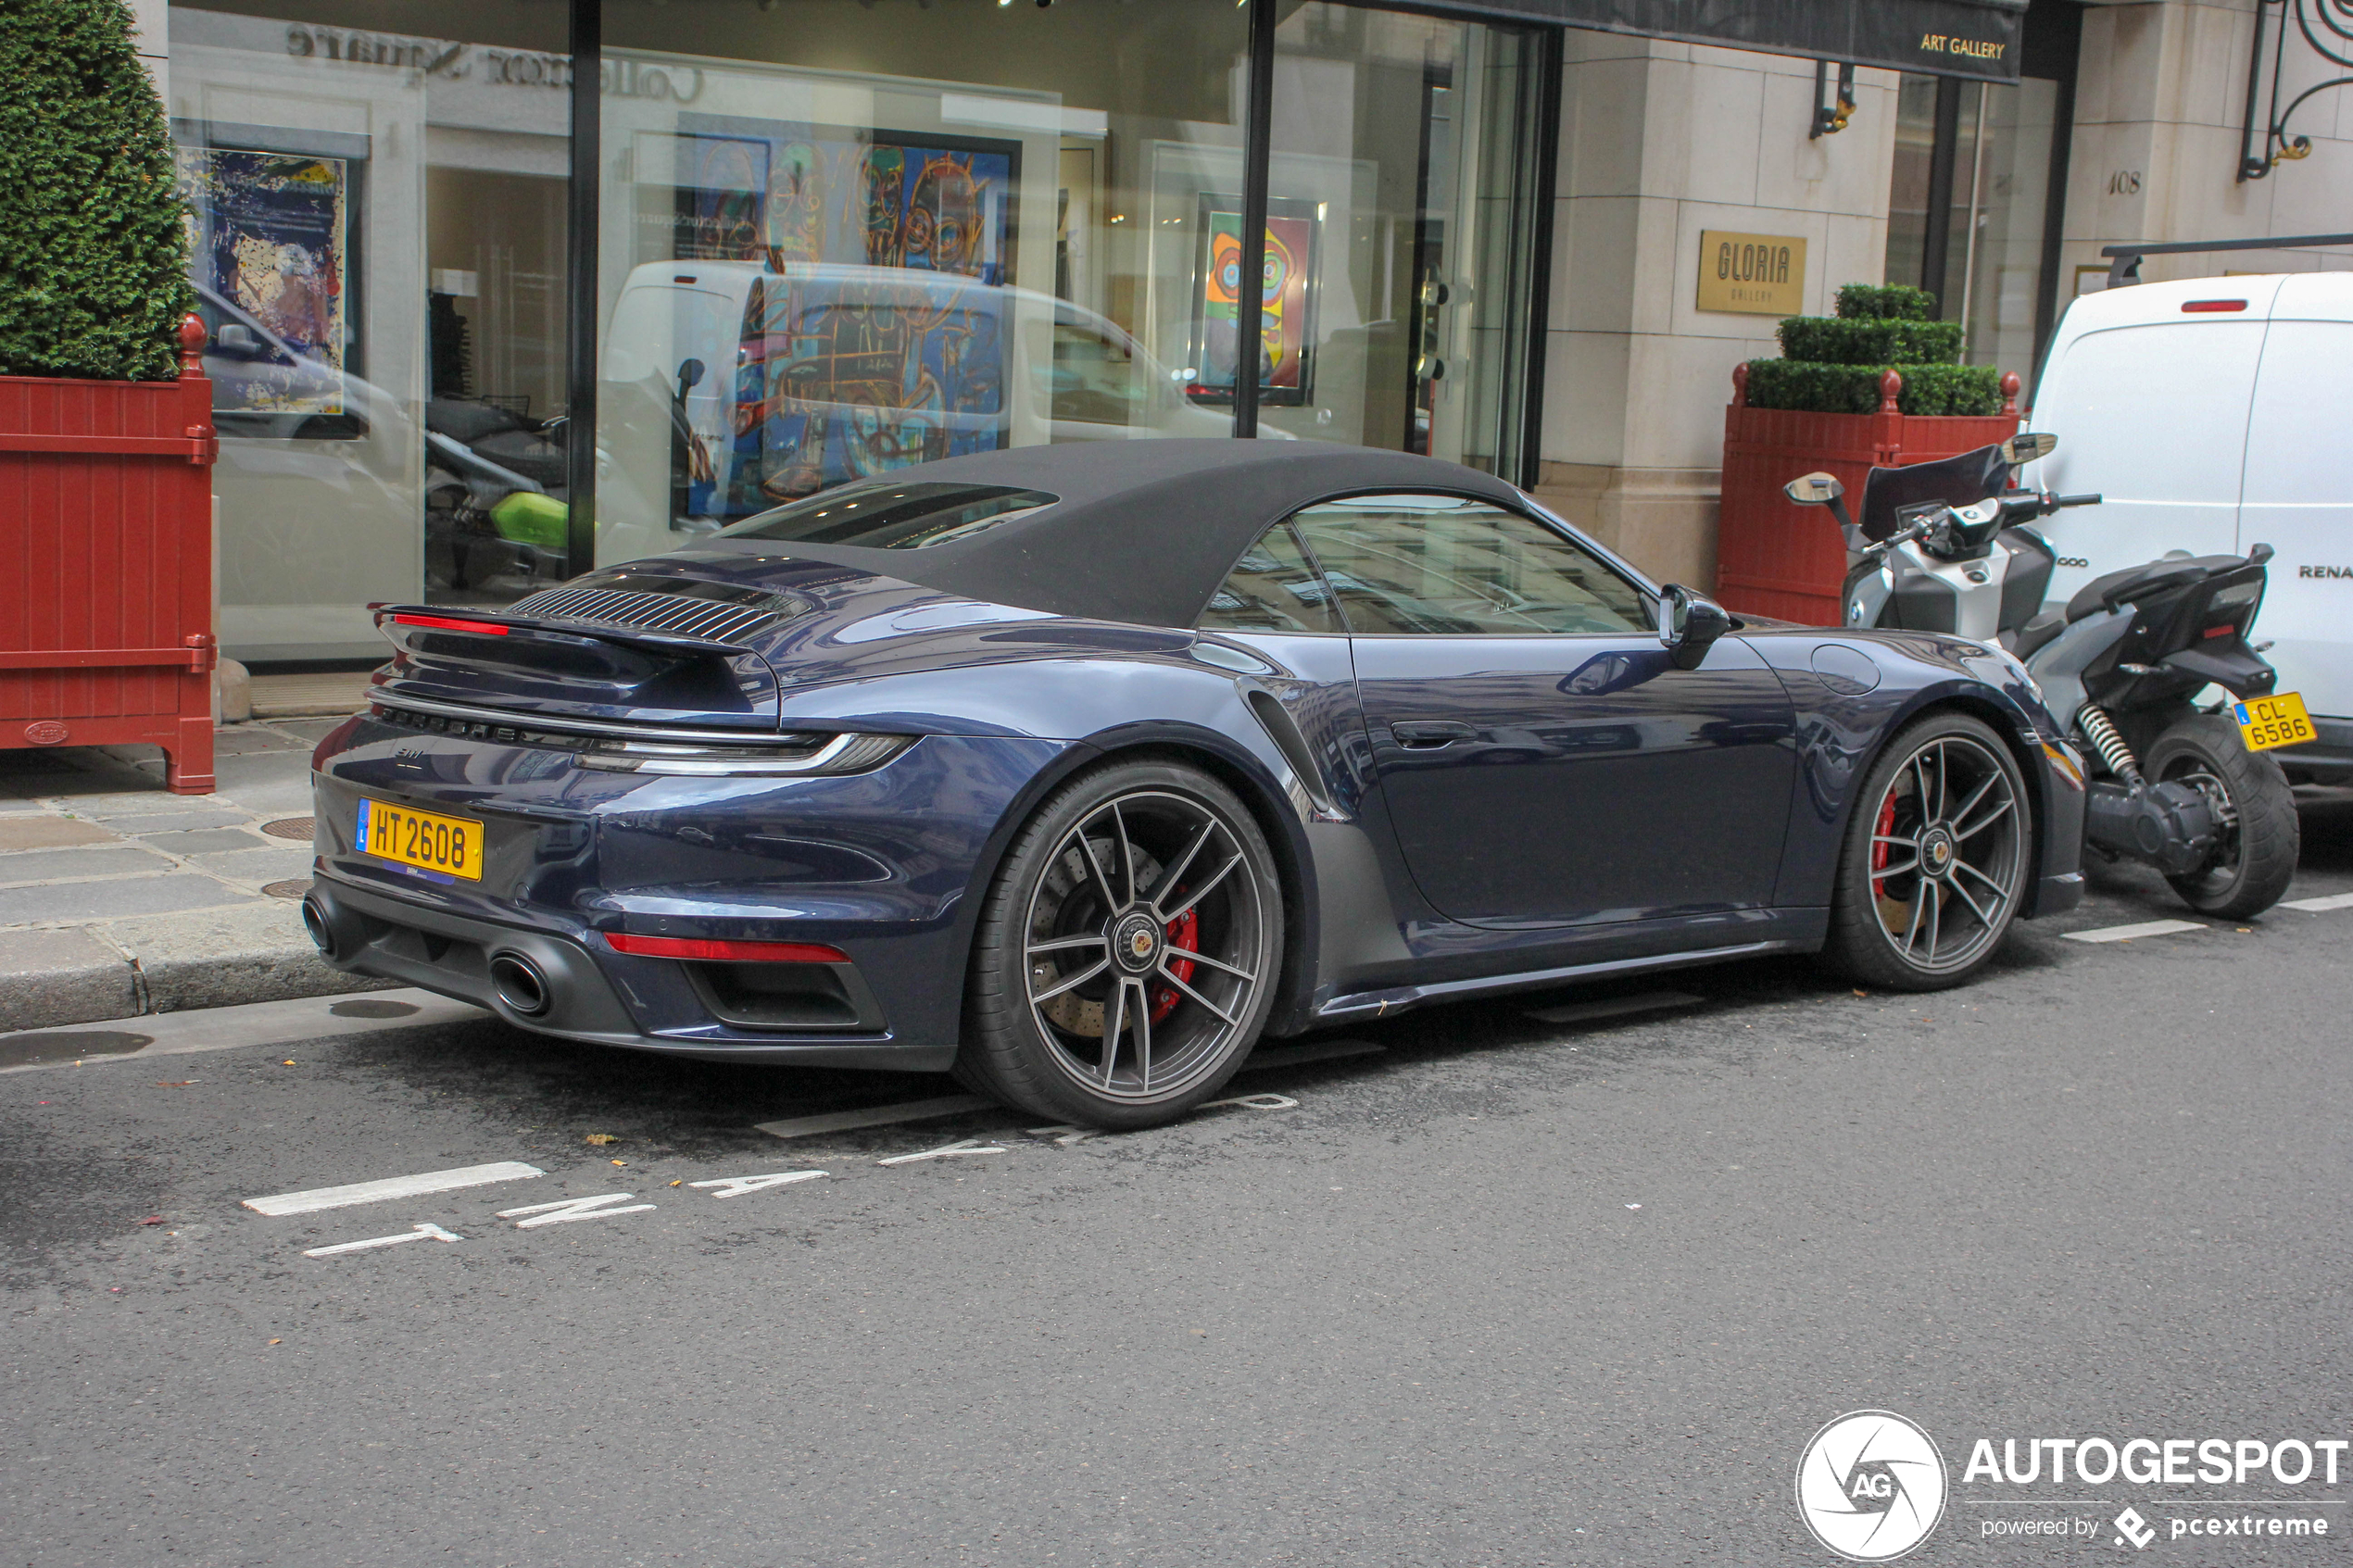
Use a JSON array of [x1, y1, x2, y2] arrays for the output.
[[356, 797, 485, 881], [2233, 691, 2315, 752]]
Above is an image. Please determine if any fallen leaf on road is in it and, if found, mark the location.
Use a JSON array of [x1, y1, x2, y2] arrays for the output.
[[153, 1081, 195, 1087], [137, 1216, 164, 1225], [282, 1060, 296, 1066], [584, 1133, 618, 1146], [269, 1338, 281, 1345], [610, 1159, 627, 1167], [1851, 989, 1869, 998], [668, 1180, 682, 1187]]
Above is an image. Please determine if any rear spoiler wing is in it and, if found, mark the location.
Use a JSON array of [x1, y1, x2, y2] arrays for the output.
[[370, 605, 750, 663]]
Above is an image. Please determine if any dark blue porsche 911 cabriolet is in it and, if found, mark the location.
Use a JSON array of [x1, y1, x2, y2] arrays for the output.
[[306, 439, 2085, 1127]]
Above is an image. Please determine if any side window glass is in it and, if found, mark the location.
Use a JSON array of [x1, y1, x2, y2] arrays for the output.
[[1198, 521, 1344, 634], [1290, 494, 1654, 635]]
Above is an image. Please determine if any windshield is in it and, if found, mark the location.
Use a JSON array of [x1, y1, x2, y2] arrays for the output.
[[717, 482, 1058, 549]]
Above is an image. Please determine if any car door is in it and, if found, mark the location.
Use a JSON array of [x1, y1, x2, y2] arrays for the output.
[[1293, 493, 1796, 928]]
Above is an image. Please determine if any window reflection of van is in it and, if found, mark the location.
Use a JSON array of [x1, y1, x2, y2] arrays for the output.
[[596, 259, 1239, 562]]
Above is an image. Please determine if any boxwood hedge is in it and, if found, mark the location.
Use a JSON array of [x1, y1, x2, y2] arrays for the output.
[[0, 0, 194, 381]]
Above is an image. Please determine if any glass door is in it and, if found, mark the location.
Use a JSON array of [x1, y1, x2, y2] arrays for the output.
[[1254, 5, 1545, 480]]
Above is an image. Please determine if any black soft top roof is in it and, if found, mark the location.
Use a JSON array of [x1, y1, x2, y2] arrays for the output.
[[707, 439, 1528, 628]]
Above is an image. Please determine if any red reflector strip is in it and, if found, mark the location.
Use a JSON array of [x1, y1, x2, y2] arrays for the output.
[[2204, 622, 2239, 638], [2182, 299, 2247, 313], [392, 612, 510, 635], [602, 932, 849, 964]]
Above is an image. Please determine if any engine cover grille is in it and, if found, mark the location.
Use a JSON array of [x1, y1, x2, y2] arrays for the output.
[[509, 584, 780, 645]]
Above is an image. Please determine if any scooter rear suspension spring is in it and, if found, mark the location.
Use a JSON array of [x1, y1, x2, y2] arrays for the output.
[[2077, 703, 2144, 787]]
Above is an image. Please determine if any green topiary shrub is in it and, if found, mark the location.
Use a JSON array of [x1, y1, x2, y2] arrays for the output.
[[1834, 282, 1936, 321], [1743, 360, 2003, 418], [0, 0, 194, 381], [1775, 317, 1965, 368], [1742, 278, 2001, 418]]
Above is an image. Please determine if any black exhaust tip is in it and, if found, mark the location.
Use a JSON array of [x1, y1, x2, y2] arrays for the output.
[[300, 896, 338, 960], [488, 952, 551, 1017]]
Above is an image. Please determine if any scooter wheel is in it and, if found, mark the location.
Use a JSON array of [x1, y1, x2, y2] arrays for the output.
[[2145, 713, 2299, 919]]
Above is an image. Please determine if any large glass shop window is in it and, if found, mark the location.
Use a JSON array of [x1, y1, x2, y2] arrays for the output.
[[1256, 6, 1544, 476], [168, 0, 573, 660], [594, 0, 1252, 567]]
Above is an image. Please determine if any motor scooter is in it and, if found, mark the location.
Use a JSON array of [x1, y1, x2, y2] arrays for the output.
[[1783, 434, 2304, 919]]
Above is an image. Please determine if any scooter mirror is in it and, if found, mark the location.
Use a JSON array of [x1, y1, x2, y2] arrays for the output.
[[2001, 432, 2057, 465], [1782, 472, 1843, 507], [675, 358, 707, 395]]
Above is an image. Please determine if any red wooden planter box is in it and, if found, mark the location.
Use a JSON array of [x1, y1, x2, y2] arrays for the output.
[[0, 317, 219, 793], [1715, 364, 2021, 626]]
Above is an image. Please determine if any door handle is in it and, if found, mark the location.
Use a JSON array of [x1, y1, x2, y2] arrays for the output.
[[1390, 721, 1477, 748]]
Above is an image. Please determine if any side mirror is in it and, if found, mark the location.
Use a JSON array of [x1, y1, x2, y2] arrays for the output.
[[214, 322, 260, 357], [675, 357, 707, 396], [1658, 583, 1734, 671], [1782, 471, 1843, 507], [2001, 432, 2057, 465]]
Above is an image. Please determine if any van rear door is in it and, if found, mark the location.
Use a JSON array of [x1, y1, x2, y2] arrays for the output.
[[2030, 282, 2283, 612], [2240, 272, 2353, 722]]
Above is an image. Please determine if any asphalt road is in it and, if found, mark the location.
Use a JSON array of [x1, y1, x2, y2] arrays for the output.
[[6, 798, 2353, 1567]]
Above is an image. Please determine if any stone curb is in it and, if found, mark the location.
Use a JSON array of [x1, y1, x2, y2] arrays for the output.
[[3, 902, 394, 1031]]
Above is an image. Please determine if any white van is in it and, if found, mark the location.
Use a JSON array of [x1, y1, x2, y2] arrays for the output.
[[2023, 272, 2353, 783]]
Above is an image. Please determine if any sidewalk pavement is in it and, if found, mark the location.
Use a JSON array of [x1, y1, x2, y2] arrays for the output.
[[0, 715, 393, 1031]]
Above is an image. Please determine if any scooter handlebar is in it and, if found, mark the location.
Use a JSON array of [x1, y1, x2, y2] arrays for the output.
[[2049, 492, 2102, 509]]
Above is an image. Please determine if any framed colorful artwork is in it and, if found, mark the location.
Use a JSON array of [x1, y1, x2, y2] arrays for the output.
[[659, 114, 1023, 520], [1186, 193, 1319, 408], [172, 119, 369, 439]]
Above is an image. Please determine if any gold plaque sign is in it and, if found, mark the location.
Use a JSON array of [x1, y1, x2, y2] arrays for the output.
[[1698, 231, 1806, 316]]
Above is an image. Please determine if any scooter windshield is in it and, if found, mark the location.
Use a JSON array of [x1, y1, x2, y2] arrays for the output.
[[1856, 445, 2009, 543]]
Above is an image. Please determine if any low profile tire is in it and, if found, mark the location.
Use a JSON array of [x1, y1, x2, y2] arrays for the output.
[[1820, 711, 2032, 992], [2146, 713, 2299, 919], [956, 759, 1284, 1130]]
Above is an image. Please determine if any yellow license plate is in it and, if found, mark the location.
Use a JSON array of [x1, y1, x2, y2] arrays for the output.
[[2233, 691, 2316, 752], [356, 797, 485, 881]]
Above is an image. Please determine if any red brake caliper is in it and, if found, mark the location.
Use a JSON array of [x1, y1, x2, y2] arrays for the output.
[[1151, 906, 1199, 1022], [1870, 790, 1897, 899]]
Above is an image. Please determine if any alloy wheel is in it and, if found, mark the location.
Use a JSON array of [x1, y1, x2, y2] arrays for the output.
[[1866, 734, 2026, 974], [1020, 789, 1269, 1102]]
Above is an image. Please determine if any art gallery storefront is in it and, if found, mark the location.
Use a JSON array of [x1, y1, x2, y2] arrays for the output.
[[159, 0, 2025, 664]]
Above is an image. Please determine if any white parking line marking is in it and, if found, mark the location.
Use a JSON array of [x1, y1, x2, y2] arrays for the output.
[[243, 1160, 543, 1216], [1202, 1092, 1300, 1111], [2282, 892, 2353, 912], [497, 1193, 654, 1228], [1026, 1124, 1100, 1146], [1239, 1039, 1383, 1073], [877, 1137, 1006, 1166], [753, 1045, 1381, 1145], [1524, 990, 1703, 1025], [2062, 919, 2208, 944], [687, 1171, 827, 1198], [753, 1094, 992, 1142], [302, 1222, 462, 1258], [0, 987, 486, 1075]]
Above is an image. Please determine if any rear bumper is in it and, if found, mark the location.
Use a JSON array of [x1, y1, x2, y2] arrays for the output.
[[308, 876, 949, 1070]]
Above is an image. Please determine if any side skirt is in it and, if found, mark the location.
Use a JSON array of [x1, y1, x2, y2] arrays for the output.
[[1313, 910, 1829, 1023]]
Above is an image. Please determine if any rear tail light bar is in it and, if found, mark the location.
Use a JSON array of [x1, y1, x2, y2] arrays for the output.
[[603, 933, 849, 964], [2182, 299, 2248, 313], [392, 612, 510, 635]]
